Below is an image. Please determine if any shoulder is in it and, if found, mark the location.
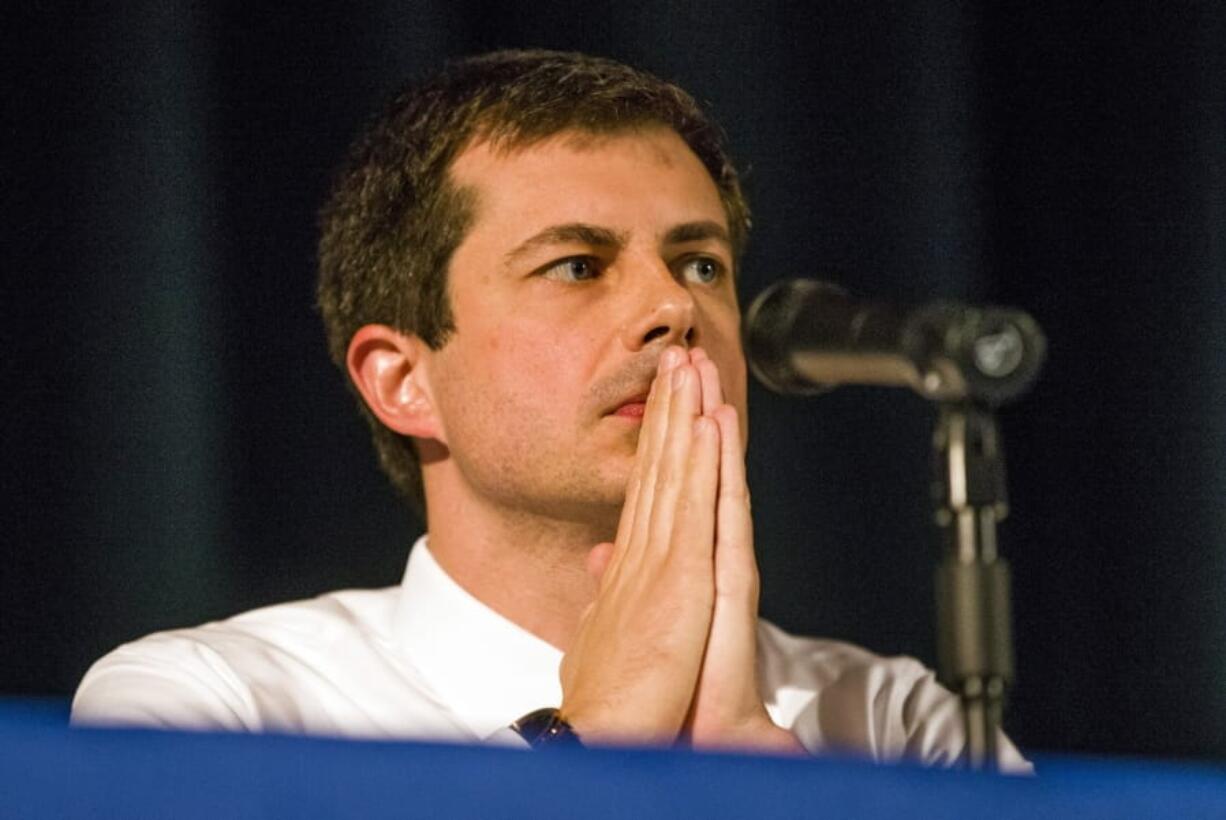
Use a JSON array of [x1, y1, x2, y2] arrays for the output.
[[72, 587, 398, 733]]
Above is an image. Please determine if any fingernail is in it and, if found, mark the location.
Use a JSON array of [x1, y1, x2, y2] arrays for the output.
[[661, 348, 681, 372], [672, 366, 688, 389]]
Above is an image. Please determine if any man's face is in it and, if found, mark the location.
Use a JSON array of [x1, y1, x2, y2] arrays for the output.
[[424, 126, 747, 526]]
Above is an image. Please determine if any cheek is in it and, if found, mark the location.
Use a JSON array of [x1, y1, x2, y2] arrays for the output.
[[727, 354, 748, 407], [461, 327, 583, 421], [699, 312, 747, 405], [723, 353, 749, 420], [701, 330, 749, 444]]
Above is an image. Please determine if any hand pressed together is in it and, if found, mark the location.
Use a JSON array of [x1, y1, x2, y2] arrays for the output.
[[559, 346, 804, 753]]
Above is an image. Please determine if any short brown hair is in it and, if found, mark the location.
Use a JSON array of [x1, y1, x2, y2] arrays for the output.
[[317, 49, 751, 518]]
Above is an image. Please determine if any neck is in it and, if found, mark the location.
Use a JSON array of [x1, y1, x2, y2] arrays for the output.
[[421, 474, 619, 652]]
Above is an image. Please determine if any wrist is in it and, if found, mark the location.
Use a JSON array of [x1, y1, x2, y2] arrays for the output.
[[755, 721, 806, 755], [560, 700, 685, 747], [511, 708, 583, 748], [691, 711, 806, 755]]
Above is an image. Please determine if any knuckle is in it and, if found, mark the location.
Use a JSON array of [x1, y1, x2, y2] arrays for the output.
[[671, 495, 697, 521], [654, 469, 684, 498], [721, 483, 749, 503]]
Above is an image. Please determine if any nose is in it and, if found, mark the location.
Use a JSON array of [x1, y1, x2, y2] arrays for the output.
[[619, 261, 697, 353]]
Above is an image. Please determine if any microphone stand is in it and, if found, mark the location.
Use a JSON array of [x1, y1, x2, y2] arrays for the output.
[[743, 278, 1045, 770], [932, 403, 1013, 771]]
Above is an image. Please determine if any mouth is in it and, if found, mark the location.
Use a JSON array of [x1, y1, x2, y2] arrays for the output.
[[611, 401, 647, 419], [607, 392, 649, 421]]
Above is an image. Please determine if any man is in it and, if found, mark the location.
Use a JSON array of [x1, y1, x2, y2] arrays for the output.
[[74, 50, 1025, 767]]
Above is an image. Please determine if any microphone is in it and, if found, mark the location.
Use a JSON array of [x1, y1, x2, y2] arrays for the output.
[[745, 279, 1046, 405]]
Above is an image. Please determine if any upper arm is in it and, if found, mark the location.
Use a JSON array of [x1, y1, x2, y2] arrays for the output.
[[72, 636, 256, 733]]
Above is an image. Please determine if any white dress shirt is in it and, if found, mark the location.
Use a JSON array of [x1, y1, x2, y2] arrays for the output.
[[73, 536, 1028, 769]]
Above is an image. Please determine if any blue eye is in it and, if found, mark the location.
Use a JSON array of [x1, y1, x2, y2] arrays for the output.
[[681, 256, 725, 284], [541, 257, 601, 282]]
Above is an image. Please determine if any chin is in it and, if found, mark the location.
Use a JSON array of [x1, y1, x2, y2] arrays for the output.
[[575, 471, 634, 520]]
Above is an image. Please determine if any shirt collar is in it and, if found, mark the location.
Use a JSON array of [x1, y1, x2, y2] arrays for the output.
[[391, 535, 563, 740]]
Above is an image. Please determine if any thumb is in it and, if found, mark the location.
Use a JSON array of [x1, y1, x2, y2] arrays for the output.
[[586, 541, 615, 583]]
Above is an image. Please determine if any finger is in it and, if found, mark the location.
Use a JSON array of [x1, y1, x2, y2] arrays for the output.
[[610, 346, 686, 577], [586, 541, 615, 583], [713, 404, 757, 601], [627, 346, 685, 534], [691, 348, 724, 417], [615, 350, 673, 538], [713, 405, 748, 512], [645, 363, 703, 559], [670, 415, 720, 568], [638, 346, 686, 477]]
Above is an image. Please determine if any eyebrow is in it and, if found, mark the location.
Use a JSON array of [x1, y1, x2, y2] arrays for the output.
[[502, 220, 733, 268], [503, 223, 628, 267], [661, 220, 731, 249]]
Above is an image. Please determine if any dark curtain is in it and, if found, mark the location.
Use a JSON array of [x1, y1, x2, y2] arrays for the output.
[[4, 2, 1224, 760]]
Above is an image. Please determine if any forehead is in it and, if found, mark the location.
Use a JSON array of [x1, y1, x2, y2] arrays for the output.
[[446, 127, 728, 241]]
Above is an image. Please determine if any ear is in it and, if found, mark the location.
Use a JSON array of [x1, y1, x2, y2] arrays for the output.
[[346, 324, 445, 443]]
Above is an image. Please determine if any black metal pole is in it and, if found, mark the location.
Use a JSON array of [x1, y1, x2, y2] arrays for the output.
[[933, 404, 1014, 771]]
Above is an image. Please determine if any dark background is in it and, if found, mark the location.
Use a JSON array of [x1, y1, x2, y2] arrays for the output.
[[4, 2, 1224, 762]]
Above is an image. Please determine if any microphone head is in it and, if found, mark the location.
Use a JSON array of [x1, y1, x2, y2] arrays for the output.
[[745, 279, 847, 396], [744, 278, 1047, 405]]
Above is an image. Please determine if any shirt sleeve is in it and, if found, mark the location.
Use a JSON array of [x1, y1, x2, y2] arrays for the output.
[[891, 661, 1032, 773], [487, 725, 533, 748], [72, 634, 258, 732], [756, 620, 1031, 772]]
